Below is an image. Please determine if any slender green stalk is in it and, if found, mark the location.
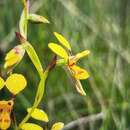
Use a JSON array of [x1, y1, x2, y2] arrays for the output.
[[23, 0, 28, 38], [17, 1, 49, 129], [56, 59, 67, 66], [18, 70, 48, 129]]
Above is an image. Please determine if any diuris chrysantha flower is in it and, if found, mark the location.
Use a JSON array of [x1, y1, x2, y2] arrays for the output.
[[48, 32, 90, 95]]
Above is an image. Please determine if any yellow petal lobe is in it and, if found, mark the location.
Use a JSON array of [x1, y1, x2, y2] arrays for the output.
[[27, 108, 49, 122], [21, 123, 43, 130], [5, 74, 27, 95], [0, 77, 5, 90], [48, 43, 68, 60], [70, 65, 89, 80], [74, 50, 90, 62], [51, 122, 64, 130], [54, 32, 71, 50]]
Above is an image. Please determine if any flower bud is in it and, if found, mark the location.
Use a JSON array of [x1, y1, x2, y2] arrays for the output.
[[4, 45, 25, 69], [28, 14, 50, 24]]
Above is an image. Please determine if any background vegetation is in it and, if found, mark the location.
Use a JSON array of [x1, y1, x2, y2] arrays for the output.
[[0, 0, 130, 130]]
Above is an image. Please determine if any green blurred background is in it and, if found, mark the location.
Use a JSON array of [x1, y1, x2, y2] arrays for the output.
[[0, 0, 130, 130]]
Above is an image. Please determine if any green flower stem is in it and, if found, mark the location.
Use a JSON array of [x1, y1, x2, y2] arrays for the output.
[[19, 0, 28, 38], [23, 42, 44, 77], [23, 0, 28, 38], [18, 1, 49, 129], [18, 70, 48, 129], [12, 111, 18, 130], [56, 59, 67, 66]]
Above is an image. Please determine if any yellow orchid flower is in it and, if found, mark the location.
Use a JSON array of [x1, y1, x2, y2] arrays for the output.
[[0, 100, 14, 130], [0, 73, 27, 95], [4, 45, 25, 69], [48, 32, 90, 95]]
